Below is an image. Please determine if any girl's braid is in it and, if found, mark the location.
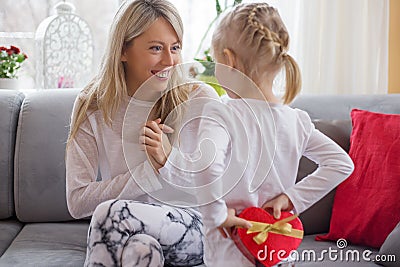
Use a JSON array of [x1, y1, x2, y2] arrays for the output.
[[247, 4, 287, 58]]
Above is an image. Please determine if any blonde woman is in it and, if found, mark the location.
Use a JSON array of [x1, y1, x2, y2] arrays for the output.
[[65, 0, 218, 266]]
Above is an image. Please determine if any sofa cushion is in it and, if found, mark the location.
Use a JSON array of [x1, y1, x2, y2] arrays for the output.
[[14, 89, 79, 222], [0, 219, 23, 256], [377, 222, 400, 267], [317, 109, 400, 248], [0, 221, 88, 267], [0, 90, 24, 219], [297, 120, 352, 235]]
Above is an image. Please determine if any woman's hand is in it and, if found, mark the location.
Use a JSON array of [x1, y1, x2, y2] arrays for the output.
[[218, 208, 252, 238], [261, 193, 294, 219], [140, 118, 174, 171]]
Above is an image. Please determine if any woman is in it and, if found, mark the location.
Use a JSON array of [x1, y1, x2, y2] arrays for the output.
[[65, 0, 218, 266]]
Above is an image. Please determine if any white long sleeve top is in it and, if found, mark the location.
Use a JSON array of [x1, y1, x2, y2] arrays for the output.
[[163, 98, 354, 267], [65, 84, 219, 219]]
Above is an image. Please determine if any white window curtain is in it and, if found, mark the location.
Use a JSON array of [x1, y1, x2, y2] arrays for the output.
[[276, 0, 389, 95], [172, 0, 389, 95]]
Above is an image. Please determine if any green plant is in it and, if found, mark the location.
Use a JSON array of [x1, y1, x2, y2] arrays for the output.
[[194, 0, 243, 59], [194, 0, 242, 96], [194, 49, 215, 76], [0, 46, 28, 79]]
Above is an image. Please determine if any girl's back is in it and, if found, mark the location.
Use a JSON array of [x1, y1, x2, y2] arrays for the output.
[[198, 97, 353, 267], [221, 98, 313, 210]]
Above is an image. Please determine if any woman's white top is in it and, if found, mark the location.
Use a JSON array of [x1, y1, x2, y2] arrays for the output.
[[65, 84, 219, 219]]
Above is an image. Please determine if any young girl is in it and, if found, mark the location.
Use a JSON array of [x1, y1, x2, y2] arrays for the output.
[[189, 3, 354, 266], [65, 0, 218, 266]]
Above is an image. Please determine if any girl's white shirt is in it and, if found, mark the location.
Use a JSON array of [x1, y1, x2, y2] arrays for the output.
[[162, 97, 354, 267], [65, 83, 219, 219]]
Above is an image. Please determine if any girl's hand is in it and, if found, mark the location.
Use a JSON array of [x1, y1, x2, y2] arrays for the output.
[[140, 118, 174, 171], [261, 193, 294, 219], [218, 208, 252, 238]]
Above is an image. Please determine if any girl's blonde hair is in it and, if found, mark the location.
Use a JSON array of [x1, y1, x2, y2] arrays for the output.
[[67, 0, 188, 145], [212, 3, 301, 104]]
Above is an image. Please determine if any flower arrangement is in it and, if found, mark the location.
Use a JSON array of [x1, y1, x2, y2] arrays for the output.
[[0, 46, 28, 79]]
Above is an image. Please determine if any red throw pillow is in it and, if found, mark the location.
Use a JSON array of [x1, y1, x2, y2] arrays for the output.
[[316, 109, 400, 248]]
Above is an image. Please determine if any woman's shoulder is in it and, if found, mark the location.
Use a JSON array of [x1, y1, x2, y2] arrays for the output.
[[74, 90, 99, 117]]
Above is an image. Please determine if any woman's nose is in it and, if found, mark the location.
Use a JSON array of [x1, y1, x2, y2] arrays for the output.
[[161, 49, 174, 66]]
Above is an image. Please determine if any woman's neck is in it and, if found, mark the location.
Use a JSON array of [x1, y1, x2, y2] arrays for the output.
[[127, 84, 161, 102]]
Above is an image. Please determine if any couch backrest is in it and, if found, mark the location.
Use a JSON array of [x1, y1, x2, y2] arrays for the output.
[[10, 91, 400, 227], [0, 90, 25, 219], [296, 120, 352, 235], [291, 94, 400, 120], [14, 89, 79, 222]]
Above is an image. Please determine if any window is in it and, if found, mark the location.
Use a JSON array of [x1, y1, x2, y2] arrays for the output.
[[1, 0, 389, 94]]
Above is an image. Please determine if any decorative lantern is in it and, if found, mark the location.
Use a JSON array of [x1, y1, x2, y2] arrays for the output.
[[35, 1, 94, 89]]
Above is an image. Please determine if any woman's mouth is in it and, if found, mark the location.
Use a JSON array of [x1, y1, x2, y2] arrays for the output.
[[151, 69, 169, 79]]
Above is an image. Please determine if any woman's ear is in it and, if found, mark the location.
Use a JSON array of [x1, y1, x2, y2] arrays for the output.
[[121, 46, 127, 62], [223, 48, 236, 68]]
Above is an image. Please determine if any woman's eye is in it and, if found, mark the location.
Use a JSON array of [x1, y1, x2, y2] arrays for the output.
[[150, 46, 162, 52], [171, 45, 181, 53]]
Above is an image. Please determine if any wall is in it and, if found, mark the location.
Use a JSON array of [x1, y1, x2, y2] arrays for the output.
[[389, 0, 400, 93]]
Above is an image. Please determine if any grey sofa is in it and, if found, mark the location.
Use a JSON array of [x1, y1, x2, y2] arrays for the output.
[[0, 88, 399, 267]]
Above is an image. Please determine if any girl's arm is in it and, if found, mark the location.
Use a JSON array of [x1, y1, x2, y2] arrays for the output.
[[66, 116, 162, 219], [194, 108, 231, 229], [158, 83, 221, 187], [152, 84, 232, 227], [280, 111, 354, 214], [193, 101, 252, 232], [219, 208, 252, 238]]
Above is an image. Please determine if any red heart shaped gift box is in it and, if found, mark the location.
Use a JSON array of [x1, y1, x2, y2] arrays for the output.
[[233, 207, 304, 267]]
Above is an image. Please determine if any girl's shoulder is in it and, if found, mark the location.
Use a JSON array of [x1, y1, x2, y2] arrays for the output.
[[292, 107, 312, 122], [260, 104, 314, 133], [291, 107, 314, 133], [270, 103, 312, 121], [188, 82, 220, 100]]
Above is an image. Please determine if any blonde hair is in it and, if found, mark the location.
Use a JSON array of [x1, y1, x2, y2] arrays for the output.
[[67, 0, 188, 145], [212, 3, 301, 104]]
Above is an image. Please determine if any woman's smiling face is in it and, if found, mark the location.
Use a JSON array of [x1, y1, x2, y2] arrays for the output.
[[122, 17, 181, 96]]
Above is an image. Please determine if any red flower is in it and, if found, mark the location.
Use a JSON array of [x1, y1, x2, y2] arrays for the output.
[[0, 45, 28, 78], [10, 45, 20, 54]]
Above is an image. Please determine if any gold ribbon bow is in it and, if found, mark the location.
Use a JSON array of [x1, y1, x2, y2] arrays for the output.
[[246, 214, 304, 245]]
